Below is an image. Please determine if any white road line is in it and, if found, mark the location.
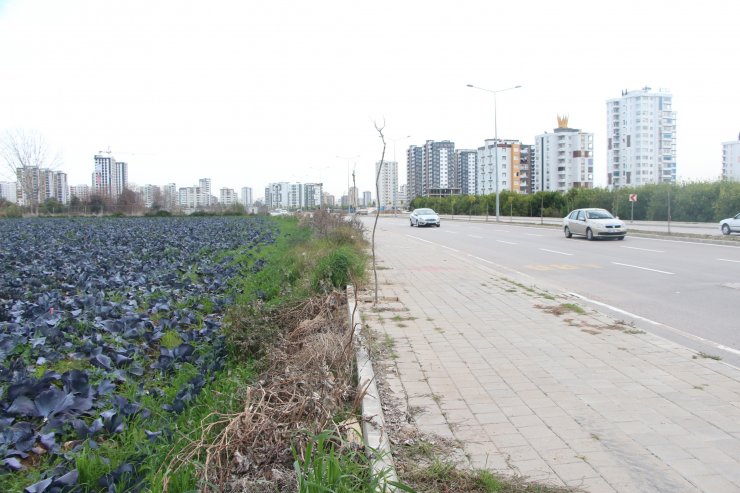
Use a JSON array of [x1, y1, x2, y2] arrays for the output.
[[540, 248, 573, 256], [526, 233, 544, 237], [621, 246, 664, 253], [611, 262, 674, 275], [495, 230, 511, 233], [468, 254, 495, 265], [497, 240, 518, 245], [569, 292, 740, 363], [406, 235, 433, 244], [634, 236, 740, 249], [440, 245, 459, 252], [468, 234, 483, 239], [717, 258, 740, 263], [444, 230, 459, 234]]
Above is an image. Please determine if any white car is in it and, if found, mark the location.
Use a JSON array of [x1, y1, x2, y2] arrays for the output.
[[563, 208, 626, 240], [720, 213, 740, 235], [409, 208, 440, 227]]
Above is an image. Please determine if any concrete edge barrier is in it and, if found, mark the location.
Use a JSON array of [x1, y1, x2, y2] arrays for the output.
[[347, 285, 398, 490]]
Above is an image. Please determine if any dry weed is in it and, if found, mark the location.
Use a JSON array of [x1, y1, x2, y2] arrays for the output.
[[171, 292, 360, 491]]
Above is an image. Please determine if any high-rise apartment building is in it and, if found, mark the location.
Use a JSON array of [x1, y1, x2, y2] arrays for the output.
[[220, 188, 237, 206], [422, 140, 457, 197], [199, 178, 212, 206], [92, 154, 128, 199], [476, 139, 522, 195], [70, 184, 90, 202], [455, 150, 477, 195], [16, 167, 69, 206], [406, 145, 423, 203], [348, 186, 359, 210], [140, 184, 161, 208], [362, 191, 372, 208], [722, 135, 740, 182], [0, 181, 17, 203], [240, 187, 253, 206], [518, 144, 534, 194], [375, 160, 398, 210], [322, 192, 335, 207], [264, 182, 322, 209], [162, 183, 178, 210], [534, 116, 594, 193], [606, 87, 676, 188]]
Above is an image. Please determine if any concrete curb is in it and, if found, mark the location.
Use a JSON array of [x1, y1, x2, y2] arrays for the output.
[[347, 285, 398, 489]]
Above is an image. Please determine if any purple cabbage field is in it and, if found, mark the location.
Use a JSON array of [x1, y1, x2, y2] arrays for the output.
[[0, 217, 275, 492]]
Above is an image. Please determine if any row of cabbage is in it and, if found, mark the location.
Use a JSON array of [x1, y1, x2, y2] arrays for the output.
[[0, 217, 274, 492]]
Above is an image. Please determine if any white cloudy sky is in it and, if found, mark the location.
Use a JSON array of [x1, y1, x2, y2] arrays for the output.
[[1, 0, 738, 199]]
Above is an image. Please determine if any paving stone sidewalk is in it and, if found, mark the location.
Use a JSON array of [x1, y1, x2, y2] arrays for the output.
[[360, 231, 740, 493]]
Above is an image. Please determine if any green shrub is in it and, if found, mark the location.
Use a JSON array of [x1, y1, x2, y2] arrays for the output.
[[311, 245, 365, 292]]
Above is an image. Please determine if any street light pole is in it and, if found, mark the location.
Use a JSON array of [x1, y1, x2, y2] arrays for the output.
[[467, 83, 522, 222], [336, 154, 359, 213]]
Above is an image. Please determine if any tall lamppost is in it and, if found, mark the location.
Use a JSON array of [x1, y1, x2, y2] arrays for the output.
[[336, 154, 359, 213], [389, 135, 411, 215], [466, 83, 522, 222]]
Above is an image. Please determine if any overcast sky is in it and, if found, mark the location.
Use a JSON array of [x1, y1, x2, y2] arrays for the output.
[[1, 0, 738, 200]]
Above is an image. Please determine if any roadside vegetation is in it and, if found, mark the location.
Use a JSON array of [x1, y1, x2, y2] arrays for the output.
[[1, 210, 593, 492], [410, 181, 740, 222]]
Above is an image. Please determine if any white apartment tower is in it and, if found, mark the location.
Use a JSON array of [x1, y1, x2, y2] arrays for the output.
[[476, 139, 522, 196], [722, 134, 740, 182], [0, 181, 17, 203], [93, 154, 128, 198], [220, 188, 238, 206], [162, 183, 178, 210], [240, 187, 253, 206], [534, 116, 594, 193], [606, 87, 677, 188], [375, 160, 398, 210]]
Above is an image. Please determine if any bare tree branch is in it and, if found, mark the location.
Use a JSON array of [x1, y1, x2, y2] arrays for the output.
[[0, 129, 62, 213], [372, 119, 386, 306]]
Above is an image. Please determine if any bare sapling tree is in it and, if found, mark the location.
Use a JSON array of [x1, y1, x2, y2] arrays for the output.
[[372, 120, 387, 305], [0, 129, 61, 214]]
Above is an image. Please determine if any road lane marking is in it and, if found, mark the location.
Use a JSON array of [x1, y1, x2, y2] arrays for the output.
[[540, 248, 573, 256], [497, 240, 518, 245], [611, 262, 674, 275], [621, 246, 664, 253], [526, 233, 544, 237], [468, 234, 483, 239], [406, 235, 433, 244], [717, 258, 740, 263], [440, 245, 459, 252], [495, 230, 511, 233], [468, 254, 495, 265], [526, 263, 602, 271], [569, 292, 740, 364]]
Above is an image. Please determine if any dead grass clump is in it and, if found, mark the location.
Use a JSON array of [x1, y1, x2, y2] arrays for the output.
[[174, 292, 359, 491]]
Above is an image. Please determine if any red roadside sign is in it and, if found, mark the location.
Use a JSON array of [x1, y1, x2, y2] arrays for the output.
[[629, 193, 637, 202]]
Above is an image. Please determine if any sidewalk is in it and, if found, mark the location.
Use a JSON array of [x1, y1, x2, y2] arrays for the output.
[[358, 231, 740, 492]]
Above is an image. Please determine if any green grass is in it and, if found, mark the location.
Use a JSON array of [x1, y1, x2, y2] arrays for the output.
[[294, 432, 413, 493]]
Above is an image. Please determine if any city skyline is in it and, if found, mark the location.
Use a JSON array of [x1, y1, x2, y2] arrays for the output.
[[1, 1, 738, 197]]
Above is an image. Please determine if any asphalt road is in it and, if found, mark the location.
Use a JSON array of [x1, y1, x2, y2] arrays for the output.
[[364, 215, 740, 368]]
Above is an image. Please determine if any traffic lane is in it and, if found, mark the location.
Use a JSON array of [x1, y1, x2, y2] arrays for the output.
[[392, 219, 740, 357]]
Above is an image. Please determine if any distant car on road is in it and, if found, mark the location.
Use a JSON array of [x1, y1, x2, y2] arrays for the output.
[[720, 213, 740, 235], [409, 208, 440, 227], [269, 209, 290, 217], [563, 208, 626, 240]]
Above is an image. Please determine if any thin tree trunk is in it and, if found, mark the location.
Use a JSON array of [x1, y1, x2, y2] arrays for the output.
[[372, 122, 386, 306]]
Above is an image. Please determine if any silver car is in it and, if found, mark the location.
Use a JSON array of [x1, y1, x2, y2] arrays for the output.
[[409, 208, 440, 227], [563, 208, 626, 240], [720, 213, 740, 235]]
